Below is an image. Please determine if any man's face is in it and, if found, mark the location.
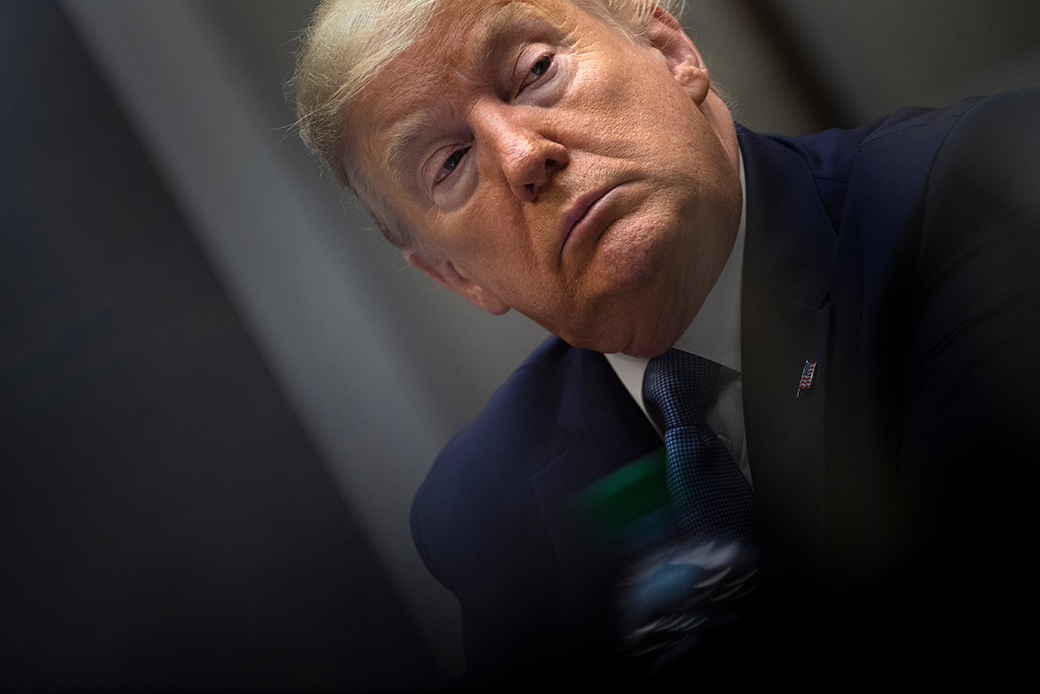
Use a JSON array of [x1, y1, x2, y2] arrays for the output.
[[350, 0, 741, 357]]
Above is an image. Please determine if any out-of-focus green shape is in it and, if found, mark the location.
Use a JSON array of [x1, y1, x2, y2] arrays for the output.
[[572, 447, 672, 546]]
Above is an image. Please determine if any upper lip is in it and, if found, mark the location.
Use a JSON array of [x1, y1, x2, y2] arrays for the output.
[[560, 184, 615, 252]]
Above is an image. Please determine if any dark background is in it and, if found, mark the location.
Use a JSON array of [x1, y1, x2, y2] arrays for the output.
[[1, 3, 435, 689]]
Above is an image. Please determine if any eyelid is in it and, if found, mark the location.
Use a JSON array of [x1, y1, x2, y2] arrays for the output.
[[513, 45, 556, 98], [523, 54, 552, 86], [429, 144, 471, 189]]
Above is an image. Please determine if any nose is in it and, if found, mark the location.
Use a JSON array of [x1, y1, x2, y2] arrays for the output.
[[474, 105, 568, 202]]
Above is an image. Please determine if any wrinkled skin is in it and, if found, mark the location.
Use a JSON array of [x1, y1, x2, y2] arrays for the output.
[[350, 0, 741, 357]]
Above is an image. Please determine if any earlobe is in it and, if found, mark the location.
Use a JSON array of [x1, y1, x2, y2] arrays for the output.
[[403, 248, 511, 315], [645, 6, 711, 105]]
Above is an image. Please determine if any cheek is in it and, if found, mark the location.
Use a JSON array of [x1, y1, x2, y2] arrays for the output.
[[572, 61, 689, 149], [433, 210, 537, 286]]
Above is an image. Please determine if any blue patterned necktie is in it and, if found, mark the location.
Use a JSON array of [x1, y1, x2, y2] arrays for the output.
[[642, 349, 758, 544]]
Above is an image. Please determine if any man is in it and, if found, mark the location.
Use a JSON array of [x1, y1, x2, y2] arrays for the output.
[[296, 0, 1039, 680]]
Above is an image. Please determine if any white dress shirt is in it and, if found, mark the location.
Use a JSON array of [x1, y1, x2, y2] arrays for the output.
[[604, 150, 751, 485]]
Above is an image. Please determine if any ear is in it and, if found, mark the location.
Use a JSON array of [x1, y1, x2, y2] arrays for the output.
[[645, 6, 711, 105], [403, 248, 511, 315]]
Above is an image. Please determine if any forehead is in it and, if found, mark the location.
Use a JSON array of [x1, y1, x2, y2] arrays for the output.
[[374, 0, 572, 95], [347, 0, 576, 181]]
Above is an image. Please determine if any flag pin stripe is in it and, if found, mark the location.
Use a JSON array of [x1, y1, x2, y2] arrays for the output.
[[796, 361, 817, 397]]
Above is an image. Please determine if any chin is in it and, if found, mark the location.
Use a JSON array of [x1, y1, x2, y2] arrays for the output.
[[542, 215, 697, 354], [551, 299, 686, 357], [612, 321, 687, 358], [596, 212, 680, 277], [560, 326, 678, 358]]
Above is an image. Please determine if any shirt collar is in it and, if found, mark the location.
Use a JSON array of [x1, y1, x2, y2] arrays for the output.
[[673, 147, 745, 373]]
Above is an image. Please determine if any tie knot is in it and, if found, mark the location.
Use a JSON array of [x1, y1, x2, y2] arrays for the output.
[[642, 350, 720, 431]]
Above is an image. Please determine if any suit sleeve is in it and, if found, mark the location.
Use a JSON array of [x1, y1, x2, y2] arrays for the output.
[[897, 90, 1040, 629]]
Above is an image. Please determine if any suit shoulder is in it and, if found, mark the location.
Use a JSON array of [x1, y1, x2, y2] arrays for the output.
[[925, 89, 1040, 197], [850, 90, 1040, 179], [885, 90, 1040, 556], [760, 94, 1006, 185], [912, 88, 1040, 362], [411, 336, 584, 589], [438, 335, 582, 465]]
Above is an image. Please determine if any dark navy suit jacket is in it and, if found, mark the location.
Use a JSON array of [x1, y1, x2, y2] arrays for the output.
[[412, 90, 1040, 680]]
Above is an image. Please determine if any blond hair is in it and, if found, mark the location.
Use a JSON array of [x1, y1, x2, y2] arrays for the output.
[[294, 0, 686, 247]]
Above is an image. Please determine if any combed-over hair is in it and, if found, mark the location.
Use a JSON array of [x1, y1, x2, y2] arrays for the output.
[[294, 0, 687, 247]]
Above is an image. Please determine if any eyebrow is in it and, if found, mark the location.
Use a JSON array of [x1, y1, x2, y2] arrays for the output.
[[469, 2, 550, 65], [380, 2, 564, 178], [383, 110, 438, 179]]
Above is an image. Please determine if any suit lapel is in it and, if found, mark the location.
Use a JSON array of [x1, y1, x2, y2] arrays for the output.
[[738, 128, 838, 575], [530, 349, 661, 582]]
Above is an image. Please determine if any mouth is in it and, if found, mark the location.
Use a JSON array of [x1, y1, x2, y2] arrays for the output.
[[560, 184, 620, 257]]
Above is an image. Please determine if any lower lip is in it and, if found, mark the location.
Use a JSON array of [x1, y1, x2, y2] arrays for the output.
[[564, 185, 623, 254]]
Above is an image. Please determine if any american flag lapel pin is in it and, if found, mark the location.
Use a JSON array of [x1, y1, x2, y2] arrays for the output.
[[797, 361, 817, 398]]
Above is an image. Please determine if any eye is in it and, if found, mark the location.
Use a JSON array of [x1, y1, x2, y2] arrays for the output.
[[522, 54, 553, 88], [434, 146, 470, 185]]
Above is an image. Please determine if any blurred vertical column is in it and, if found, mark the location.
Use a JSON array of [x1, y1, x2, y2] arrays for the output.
[[62, 0, 466, 674]]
